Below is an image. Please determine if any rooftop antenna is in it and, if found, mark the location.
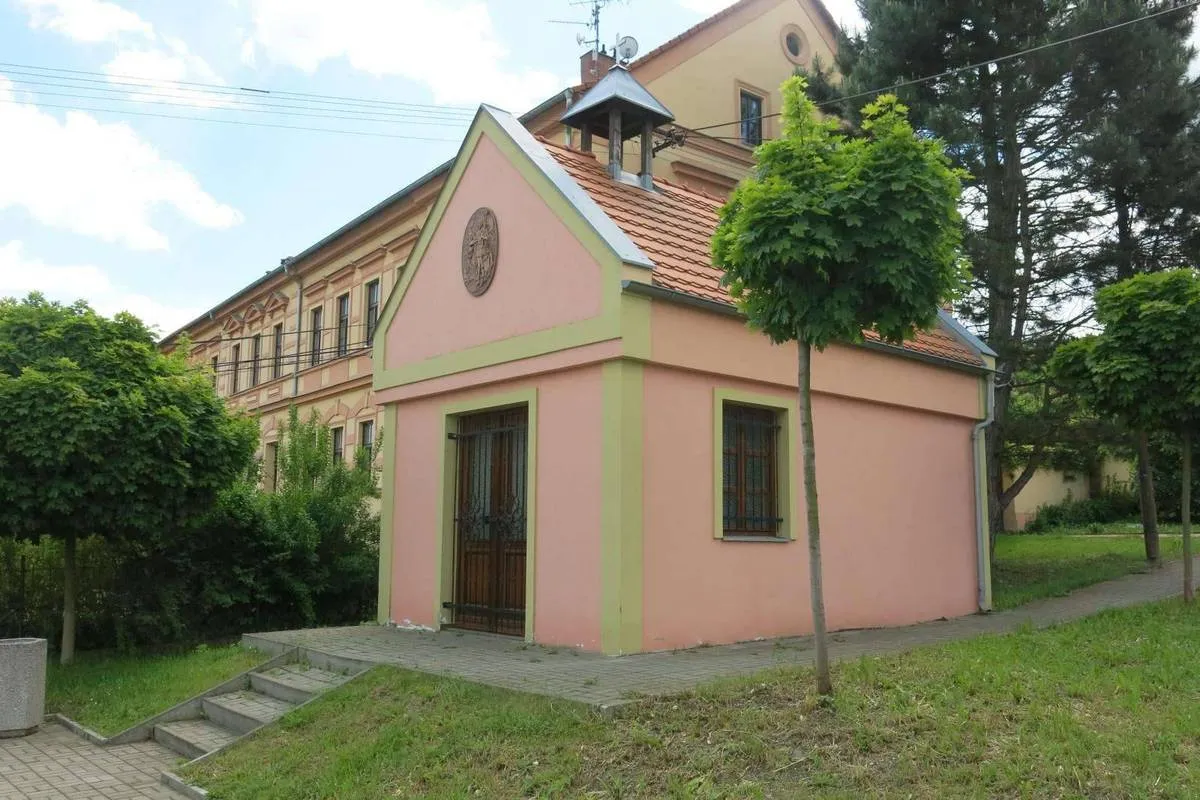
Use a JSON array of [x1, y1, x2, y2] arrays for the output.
[[553, 0, 619, 61], [615, 34, 639, 64]]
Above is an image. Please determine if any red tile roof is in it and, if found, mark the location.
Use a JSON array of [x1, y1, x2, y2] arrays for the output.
[[541, 139, 982, 368]]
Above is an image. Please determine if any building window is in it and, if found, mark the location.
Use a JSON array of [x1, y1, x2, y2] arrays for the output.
[[365, 279, 381, 346], [310, 306, 323, 367], [780, 24, 807, 65], [272, 323, 284, 379], [739, 90, 763, 147], [359, 419, 375, 457], [231, 344, 241, 394], [250, 333, 261, 387], [336, 293, 350, 357], [722, 402, 780, 536], [210, 355, 218, 390], [264, 441, 279, 492], [332, 426, 344, 462]]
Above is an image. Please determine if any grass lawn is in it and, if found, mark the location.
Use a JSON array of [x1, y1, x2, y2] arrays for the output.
[[46, 644, 265, 735], [185, 601, 1200, 799], [992, 532, 1183, 609]]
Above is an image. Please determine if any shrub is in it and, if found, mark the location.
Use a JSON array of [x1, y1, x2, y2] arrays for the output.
[[1025, 482, 1140, 532], [4, 407, 380, 651], [118, 408, 380, 644]]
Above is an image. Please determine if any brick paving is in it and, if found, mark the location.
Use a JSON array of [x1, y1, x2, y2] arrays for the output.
[[0, 723, 183, 800], [250, 556, 1200, 708]]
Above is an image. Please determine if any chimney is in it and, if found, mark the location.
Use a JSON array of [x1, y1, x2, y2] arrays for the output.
[[579, 47, 616, 86]]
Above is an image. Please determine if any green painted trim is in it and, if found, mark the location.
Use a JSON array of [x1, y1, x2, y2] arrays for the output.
[[374, 315, 619, 388], [600, 360, 644, 655], [620, 291, 652, 360], [373, 112, 630, 392], [712, 388, 799, 542], [435, 388, 539, 640], [376, 404, 398, 623]]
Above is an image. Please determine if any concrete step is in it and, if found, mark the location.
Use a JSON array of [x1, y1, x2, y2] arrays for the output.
[[154, 719, 239, 760], [250, 663, 352, 705], [202, 690, 295, 735]]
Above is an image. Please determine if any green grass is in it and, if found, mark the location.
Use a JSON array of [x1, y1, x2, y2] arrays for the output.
[[992, 533, 1183, 610], [46, 644, 265, 735], [186, 601, 1200, 799]]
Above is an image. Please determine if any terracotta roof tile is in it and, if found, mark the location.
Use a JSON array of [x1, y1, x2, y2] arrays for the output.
[[540, 139, 982, 368]]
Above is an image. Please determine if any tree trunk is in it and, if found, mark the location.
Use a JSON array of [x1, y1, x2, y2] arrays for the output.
[[1135, 431, 1160, 563], [61, 531, 77, 665], [798, 340, 832, 696], [1183, 433, 1194, 604]]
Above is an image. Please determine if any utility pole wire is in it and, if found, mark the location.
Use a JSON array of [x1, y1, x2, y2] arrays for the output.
[[0, 97, 461, 141], [2, 73, 475, 122], [0, 60, 476, 114]]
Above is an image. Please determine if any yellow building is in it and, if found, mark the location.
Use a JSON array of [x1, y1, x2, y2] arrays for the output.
[[160, 0, 842, 470], [1004, 457, 1135, 530]]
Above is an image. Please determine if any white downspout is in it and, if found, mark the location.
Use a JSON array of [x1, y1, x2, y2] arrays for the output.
[[973, 365, 996, 611]]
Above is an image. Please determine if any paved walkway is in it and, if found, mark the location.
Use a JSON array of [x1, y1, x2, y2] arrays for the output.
[[0, 724, 181, 800], [249, 556, 1200, 708]]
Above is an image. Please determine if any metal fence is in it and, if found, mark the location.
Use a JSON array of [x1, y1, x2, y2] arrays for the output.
[[0, 539, 119, 649]]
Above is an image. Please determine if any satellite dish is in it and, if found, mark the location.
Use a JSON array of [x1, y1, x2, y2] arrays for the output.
[[576, 32, 588, 46], [616, 35, 639, 62]]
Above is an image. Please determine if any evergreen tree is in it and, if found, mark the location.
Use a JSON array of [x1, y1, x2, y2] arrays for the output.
[[1066, 0, 1200, 560]]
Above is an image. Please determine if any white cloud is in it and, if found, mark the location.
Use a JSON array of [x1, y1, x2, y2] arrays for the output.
[[0, 77, 243, 251], [0, 241, 202, 334], [17, 0, 226, 102], [243, 0, 562, 112], [18, 0, 152, 42]]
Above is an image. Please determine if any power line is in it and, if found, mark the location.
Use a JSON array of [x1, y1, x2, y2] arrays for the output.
[[687, 0, 1200, 134], [0, 60, 476, 114], [2, 72, 475, 122], [0, 96, 461, 141], [4, 85, 472, 128]]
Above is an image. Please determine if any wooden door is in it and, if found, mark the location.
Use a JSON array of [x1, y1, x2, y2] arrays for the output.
[[449, 406, 528, 635]]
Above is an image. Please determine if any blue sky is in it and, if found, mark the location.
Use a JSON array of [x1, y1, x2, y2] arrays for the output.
[[0, 0, 867, 334]]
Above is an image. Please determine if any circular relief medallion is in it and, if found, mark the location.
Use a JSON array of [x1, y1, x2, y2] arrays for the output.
[[461, 207, 500, 297]]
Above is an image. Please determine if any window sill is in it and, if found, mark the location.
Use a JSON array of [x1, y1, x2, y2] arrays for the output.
[[721, 535, 791, 543]]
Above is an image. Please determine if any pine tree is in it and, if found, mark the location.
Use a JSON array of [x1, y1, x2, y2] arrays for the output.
[[1066, 0, 1200, 560]]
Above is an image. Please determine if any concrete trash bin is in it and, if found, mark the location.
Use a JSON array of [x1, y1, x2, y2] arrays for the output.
[[0, 638, 47, 737]]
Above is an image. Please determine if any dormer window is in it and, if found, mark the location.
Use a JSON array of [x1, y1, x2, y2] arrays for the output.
[[739, 89, 763, 147]]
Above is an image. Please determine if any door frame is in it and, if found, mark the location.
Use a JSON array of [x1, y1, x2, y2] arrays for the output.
[[435, 388, 538, 641]]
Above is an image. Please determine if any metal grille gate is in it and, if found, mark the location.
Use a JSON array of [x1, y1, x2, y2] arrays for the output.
[[446, 406, 528, 635]]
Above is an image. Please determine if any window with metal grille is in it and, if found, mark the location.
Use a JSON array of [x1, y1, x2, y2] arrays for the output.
[[365, 279, 381, 345], [722, 402, 780, 536], [332, 426, 344, 462], [231, 344, 241, 394], [310, 307, 323, 367], [250, 333, 261, 387], [272, 323, 284, 379], [336, 293, 350, 357], [359, 419, 375, 456], [739, 90, 763, 146]]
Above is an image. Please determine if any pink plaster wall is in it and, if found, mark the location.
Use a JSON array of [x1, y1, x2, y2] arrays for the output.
[[641, 364, 979, 651], [650, 301, 982, 420], [388, 365, 605, 649], [383, 135, 604, 369]]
